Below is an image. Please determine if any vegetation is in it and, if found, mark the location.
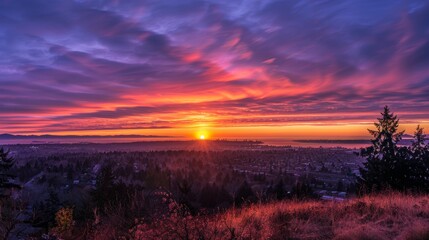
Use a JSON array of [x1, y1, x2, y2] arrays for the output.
[[51, 207, 74, 237], [131, 193, 429, 240], [358, 106, 429, 193], [0, 147, 17, 198], [0, 147, 22, 239]]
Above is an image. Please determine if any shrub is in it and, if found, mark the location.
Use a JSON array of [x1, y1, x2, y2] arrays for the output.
[[54, 207, 74, 233]]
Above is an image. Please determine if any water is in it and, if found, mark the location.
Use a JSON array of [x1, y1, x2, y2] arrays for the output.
[[0, 136, 414, 149], [261, 139, 371, 149]]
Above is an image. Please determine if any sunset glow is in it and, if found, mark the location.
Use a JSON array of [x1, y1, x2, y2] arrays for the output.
[[195, 129, 210, 140], [0, 1, 429, 139]]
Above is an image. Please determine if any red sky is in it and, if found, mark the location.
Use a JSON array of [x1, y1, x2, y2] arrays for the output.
[[1, 1, 429, 139]]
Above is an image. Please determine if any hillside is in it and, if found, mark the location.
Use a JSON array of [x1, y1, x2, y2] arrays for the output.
[[129, 193, 429, 240]]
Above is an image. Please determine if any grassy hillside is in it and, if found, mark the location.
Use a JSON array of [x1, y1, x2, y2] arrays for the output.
[[129, 193, 429, 240]]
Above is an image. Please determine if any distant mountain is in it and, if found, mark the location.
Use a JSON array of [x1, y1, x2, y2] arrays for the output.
[[294, 138, 415, 145], [0, 133, 171, 139], [402, 133, 414, 139], [294, 139, 371, 144]]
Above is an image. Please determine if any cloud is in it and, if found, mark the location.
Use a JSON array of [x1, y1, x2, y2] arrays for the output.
[[0, 0, 429, 135]]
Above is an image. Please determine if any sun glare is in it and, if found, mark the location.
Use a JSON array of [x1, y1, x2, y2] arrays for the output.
[[196, 130, 209, 140]]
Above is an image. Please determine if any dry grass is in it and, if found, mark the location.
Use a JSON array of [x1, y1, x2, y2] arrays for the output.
[[133, 193, 429, 239]]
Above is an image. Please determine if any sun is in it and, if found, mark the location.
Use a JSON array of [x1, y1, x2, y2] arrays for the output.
[[196, 130, 209, 140]]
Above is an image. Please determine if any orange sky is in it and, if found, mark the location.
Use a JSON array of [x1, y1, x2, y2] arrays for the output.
[[30, 123, 429, 140], [1, 1, 429, 139]]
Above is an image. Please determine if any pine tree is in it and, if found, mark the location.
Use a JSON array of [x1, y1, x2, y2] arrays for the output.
[[411, 125, 427, 157], [234, 181, 255, 207], [358, 106, 408, 193], [92, 165, 116, 212], [0, 148, 21, 240], [274, 179, 286, 200], [0, 148, 18, 198], [44, 190, 60, 231], [409, 126, 429, 191]]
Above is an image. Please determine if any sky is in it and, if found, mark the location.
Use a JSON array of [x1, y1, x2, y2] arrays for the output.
[[1, 0, 429, 139]]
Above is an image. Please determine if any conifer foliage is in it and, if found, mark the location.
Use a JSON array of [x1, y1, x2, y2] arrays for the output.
[[358, 106, 429, 193], [0, 147, 18, 198]]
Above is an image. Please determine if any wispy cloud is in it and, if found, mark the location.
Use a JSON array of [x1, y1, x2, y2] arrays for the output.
[[0, 0, 428, 135]]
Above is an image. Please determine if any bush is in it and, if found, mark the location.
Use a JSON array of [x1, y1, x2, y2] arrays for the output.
[[54, 207, 74, 233]]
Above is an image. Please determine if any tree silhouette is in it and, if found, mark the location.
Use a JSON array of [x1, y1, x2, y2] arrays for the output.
[[408, 125, 429, 191], [358, 106, 411, 192], [92, 165, 116, 212], [0, 148, 18, 198], [410, 125, 427, 157], [0, 148, 20, 240], [234, 181, 255, 207], [274, 179, 286, 200]]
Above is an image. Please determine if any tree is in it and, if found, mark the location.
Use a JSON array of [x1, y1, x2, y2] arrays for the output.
[[92, 165, 116, 212], [92, 164, 137, 217], [234, 181, 255, 207], [410, 125, 428, 158], [0, 147, 22, 239], [408, 125, 429, 191], [358, 106, 411, 193], [44, 190, 61, 231], [274, 179, 286, 200], [54, 207, 74, 234], [0, 148, 18, 198]]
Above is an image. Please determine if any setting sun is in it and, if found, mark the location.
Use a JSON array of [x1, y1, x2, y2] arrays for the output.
[[196, 130, 209, 140]]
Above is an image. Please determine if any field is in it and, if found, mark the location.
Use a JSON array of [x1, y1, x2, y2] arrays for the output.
[[129, 193, 429, 240]]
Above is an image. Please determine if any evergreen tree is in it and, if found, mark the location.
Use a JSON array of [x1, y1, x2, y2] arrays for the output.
[[0, 148, 18, 198], [44, 190, 60, 231], [0, 148, 20, 240], [92, 165, 116, 212], [274, 179, 286, 200], [358, 106, 408, 193], [234, 181, 255, 206], [410, 125, 428, 158], [408, 126, 429, 191]]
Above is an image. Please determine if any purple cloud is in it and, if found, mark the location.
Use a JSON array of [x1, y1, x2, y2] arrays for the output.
[[0, 0, 429, 135]]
